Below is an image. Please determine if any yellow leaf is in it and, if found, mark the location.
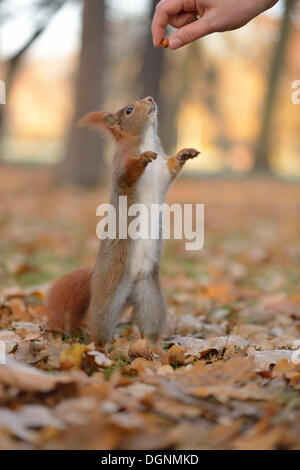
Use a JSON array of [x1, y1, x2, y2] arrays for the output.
[[60, 344, 87, 369]]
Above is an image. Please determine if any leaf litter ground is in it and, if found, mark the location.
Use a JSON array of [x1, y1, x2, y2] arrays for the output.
[[0, 168, 300, 450]]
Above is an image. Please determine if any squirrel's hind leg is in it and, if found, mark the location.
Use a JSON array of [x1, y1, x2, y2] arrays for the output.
[[89, 275, 132, 345], [131, 271, 166, 342]]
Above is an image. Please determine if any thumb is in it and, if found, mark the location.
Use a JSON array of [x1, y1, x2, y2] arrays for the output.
[[169, 17, 214, 49]]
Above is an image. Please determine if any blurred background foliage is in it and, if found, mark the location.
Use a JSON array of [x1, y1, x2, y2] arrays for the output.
[[0, 0, 299, 185]]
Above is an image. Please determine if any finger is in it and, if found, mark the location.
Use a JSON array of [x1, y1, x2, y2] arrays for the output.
[[169, 12, 198, 29], [152, 0, 189, 47], [169, 17, 214, 49]]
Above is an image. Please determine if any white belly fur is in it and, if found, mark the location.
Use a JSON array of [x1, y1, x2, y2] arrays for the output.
[[128, 125, 170, 278]]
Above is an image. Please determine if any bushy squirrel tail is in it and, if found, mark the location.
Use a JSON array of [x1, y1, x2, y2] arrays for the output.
[[46, 266, 93, 331]]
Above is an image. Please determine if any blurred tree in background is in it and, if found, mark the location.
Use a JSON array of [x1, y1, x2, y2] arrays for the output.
[[139, 0, 164, 102], [59, 0, 107, 187], [138, 0, 178, 154], [254, 0, 294, 173]]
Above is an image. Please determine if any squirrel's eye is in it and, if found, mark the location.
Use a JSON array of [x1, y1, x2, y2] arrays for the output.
[[125, 106, 133, 115]]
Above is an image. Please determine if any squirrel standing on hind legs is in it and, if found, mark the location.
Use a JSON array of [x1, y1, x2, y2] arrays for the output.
[[46, 97, 200, 344]]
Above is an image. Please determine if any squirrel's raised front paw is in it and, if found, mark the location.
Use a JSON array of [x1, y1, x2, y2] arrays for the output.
[[140, 151, 158, 166], [177, 148, 200, 162]]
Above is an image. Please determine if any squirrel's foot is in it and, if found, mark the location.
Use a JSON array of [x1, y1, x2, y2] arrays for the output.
[[140, 151, 158, 166], [177, 148, 200, 162]]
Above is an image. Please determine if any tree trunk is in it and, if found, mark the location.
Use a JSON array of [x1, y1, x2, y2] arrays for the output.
[[140, 1, 180, 152], [140, 0, 165, 102], [59, 0, 107, 187], [254, 0, 293, 173]]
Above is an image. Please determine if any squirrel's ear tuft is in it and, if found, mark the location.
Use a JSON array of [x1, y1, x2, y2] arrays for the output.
[[77, 112, 118, 131]]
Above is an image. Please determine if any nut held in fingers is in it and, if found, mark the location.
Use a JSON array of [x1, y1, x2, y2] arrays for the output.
[[160, 38, 169, 49]]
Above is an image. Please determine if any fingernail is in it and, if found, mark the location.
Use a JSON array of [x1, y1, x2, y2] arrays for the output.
[[170, 38, 182, 50]]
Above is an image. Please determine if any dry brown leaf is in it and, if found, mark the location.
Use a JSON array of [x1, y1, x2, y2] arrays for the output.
[[233, 426, 295, 450], [128, 339, 153, 360], [150, 344, 168, 363], [173, 313, 224, 336], [0, 405, 64, 442], [111, 338, 130, 358], [12, 321, 42, 341], [0, 330, 20, 353], [272, 359, 300, 385], [54, 397, 99, 425], [118, 382, 156, 400], [86, 348, 112, 368], [170, 335, 249, 359], [12, 339, 47, 364], [164, 357, 258, 404], [193, 382, 274, 402], [0, 357, 77, 392], [108, 412, 144, 431], [157, 365, 174, 376], [167, 345, 187, 365], [248, 349, 295, 371]]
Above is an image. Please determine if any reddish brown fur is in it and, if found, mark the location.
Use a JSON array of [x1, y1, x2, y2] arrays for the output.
[[167, 155, 180, 175], [119, 151, 157, 190], [46, 98, 200, 343], [88, 238, 129, 343], [168, 149, 200, 178], [46, 100, 154, 338], [46, 267, 93, 331]]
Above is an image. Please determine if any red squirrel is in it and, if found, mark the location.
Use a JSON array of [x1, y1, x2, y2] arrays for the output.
[[46, 97, 200, 344]]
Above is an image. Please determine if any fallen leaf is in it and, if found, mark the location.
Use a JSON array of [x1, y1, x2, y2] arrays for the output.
[[169, 335, 249, 359], [0, 357, 77, 392], [12, 321, 42, 341], [0, 405, 64, 442], [86, 349, 112, 368], [248, 349, 295, 371], [128, 339, 153, 360], [60, 344, 87, 370], [167, 345, 187, 366], [119, 382, 156, 400], [0, 330, 20, 353]]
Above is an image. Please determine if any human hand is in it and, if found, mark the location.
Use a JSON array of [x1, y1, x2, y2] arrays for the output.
[[152, 0, 279, 50]]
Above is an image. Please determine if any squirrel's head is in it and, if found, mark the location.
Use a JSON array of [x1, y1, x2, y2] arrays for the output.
[[78, 97, 157, 141]]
